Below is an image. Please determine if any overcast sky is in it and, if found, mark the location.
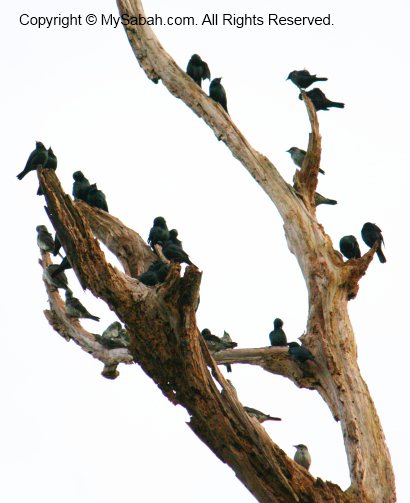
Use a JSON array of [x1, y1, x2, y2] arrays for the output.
[[2, 0, 409, 501]]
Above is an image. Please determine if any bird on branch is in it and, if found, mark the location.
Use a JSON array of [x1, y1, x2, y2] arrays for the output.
[[361, 222, 386, 263], [209, 78, 229, 114], [339, 235, 361, 259], [294, 444, 311, 470], [287, 69, 327, 89], [269, 318, 288, 346], [186, 54, 211, 88], [300, 88, 344, 111], [17, 141, 48, 180], [72, 171, 91, 201], [286, 147, 325, 174], [65, 291, 100, 321], [37, 148, 58, 195]]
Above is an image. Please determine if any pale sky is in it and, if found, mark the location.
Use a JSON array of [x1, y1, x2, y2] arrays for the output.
[[2, 0, 409, 501]]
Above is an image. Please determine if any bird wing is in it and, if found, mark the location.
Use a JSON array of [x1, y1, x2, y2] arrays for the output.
[[202, 62, 211, 80]]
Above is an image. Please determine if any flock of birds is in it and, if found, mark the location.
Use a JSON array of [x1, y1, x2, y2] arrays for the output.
[[17, 58, 388, 473]]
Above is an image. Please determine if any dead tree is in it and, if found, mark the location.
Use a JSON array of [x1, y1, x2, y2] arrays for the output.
[[33, 0, 396, 501]]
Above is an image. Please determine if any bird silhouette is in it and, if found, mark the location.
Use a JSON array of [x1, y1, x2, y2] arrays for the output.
[[17, 142, 48, 180], [209, 78, 228, 114], [286, 147, 325, 174], [269, 318, 287, 346], [339, 235, 361, 260], [287, 69, 327, 89], [300, 88, 344, 111], [361, 222, 386, 263], [186, 54, 211, 88]]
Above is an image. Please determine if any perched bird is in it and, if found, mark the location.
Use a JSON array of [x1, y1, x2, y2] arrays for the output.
[[99, 321, 130, 349], [269, 318, 287, 346], [209, 78, 228, 113], [138, 261, 170, 286], [169, 229, 183, 247], [294, 444, 311, 470], [339, 235, 361, 260], [36, 225, 55, 253], [148, 217, 170, 247], [17, 142, 48, 180], [43, 264, 71, 292], [72, 171, 91, 201], [288, 341, 314, 363], [361, 222, 386, 263], [286, 147, 325, 174], [300, 88, 344, 111], [162, 240, 193, 265], [37, 147, 58, 195], [287, 69, 327, 89], [65, 291, 100, 321], [314, 192, 337, 207], [86, 184, 109, 212], [201, 328, 238, 372], [244, 406, 281, 423], [51, 256, 72, 277], [186, 54, 211, 88]]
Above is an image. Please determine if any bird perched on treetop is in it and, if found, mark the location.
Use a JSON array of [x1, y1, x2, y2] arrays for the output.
[[138, 261, 170, 286], [36, 225, 55, 253], [148, 217, 170, 247], [51, 256, 72, 278], [361, 222, 386, 263], [209, 78, 229, 114], [43, 265, 71, 292], [186, 54, 211, 88], [162, 240, 193, 265], [65, 291, 100, 321], [269, 318, 287, 347], [201, 328, 238, 372], [244, 406, 281, 423], [86, 184, 109, 212], [288, 341, 315, 363], [99, 321, 130, 349], [37, 147, 58, 195], [314, 192, 337, 207], [169, 229, 183, 247], [294, 444, 311, 470], [339, 235, 361, 260], [286, 147, 325, 174], [300, 88, 344, 111], [17, 142, 49, 180], [72, 171, 91, 201], [287, 69, 328, 89]]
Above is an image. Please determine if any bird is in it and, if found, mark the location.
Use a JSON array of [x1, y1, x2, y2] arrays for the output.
[[37, 147, 58, 195], [72, 171, 91, 201], [86, 184, 109, 212], [244, 406, 281, 423], [36, 225, 55, 253], [201, 328, 238, 372], [169, 229, 183, 247], [269, 318, 288, 346], [43, 264, 71, 292], [162, 240, 193, 265], [51, 256, 72, 277], [294, 444, 311, 470], [288, 342, 315, 363], [286, 147, 325, 174], [17, 142, 49, 180], [287, 69, 328, 89], [65, 291, 100, 321], [361, 222, 386, 263], [339, 235, 361, 260], [186, 54, 211, 88], [99, 321, 130, 349], [138, 261, 170, 286], [314, 192, 337, 207], [148, 217, 170, 247], [209, 78, 228, 114], [300, 88, 344, 111]]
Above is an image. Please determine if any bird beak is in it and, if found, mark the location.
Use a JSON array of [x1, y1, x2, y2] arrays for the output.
[[286, 149, 291, 152]]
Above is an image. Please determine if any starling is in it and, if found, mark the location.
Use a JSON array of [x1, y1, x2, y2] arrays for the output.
[[99, 321, 130, 349], [86, 184, 109, 212], [287, 69, 328, 89], [43, 264, 71, 292], [72, 171, 91, 201], [314, 192, 337, 207], [169, 229, 183, 247], [209, 78, 228, 114], [138, 261, 170, 286], [294, 444, 311, 470], [288, 341, 314, 363], [37, 147, 58, 195], [300, 88, 344, 111], [269, 318, 287, 346], [162, 241, 193, 265], [65, 291, 100, 321], [201, 328, 237, 373], [148, 217, 170, 247], [286, 147, 325, 174], [51, 256, 72, 277], [186, 54, 211, 88], [36, 225, 55, 253], [244, 406, 281, 423], [361, 222, 386, 263], [17, 142, 48, 180], [339, 235, 361, 260]]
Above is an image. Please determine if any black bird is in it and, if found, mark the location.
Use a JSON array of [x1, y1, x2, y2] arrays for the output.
[[169, 229, 183, 247], [287, 70, 327, 90], [288, 341, 314, 363], [162, 240, 193, 265], [294, 444, 311, 470], [314, 192, 337, 207], [244, 406, 281, 423], [286, 147, 325, 174], [201, 329, 237, 372], [86, 184, 109, 212], [269, 318, 287, 347], [138, 261, 170, 286], [209, 78, 228, 114], [300, 88, 344, 111], [43, 265, 71, 292], [17, 142, 48, 180], [37, 147, 58, 195], [186, 54, 211, 88], [339, 235, 361, 260], [148, 217, 170, 247], [72, 171, 91, 201], [65, 291, 100, 321], [36, 225, 55, 253], [51, 256, 72, 277], [361, 222, 386, 263]]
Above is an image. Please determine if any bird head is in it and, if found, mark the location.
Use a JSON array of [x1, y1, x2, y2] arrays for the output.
[[65, 290, 73, 299], [201, 328, 211, 337], [36, 225, 48, 233], [36, 141, 46, 148], [190, 54, 202, 63], [287, 342, 300, 348], [286, 71, 295, 81], [169, 229, 178, 238], [48, 147, 54, 155], [273, 318, 283, 329], [153, 216, 166, 227], [294, 444, 308, 451], [73, 171, 85, 181]]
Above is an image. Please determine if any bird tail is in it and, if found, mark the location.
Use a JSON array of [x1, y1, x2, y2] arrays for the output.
[[266, 416, 282, 421], [324, 198, 337, 205], [17, 171, 27, 180], [225, 364, 232, 373], [37, 185, 43, 196], [89, 315, 100, 322], [330, 101, 345, 108], [376, 247, 387, 263], [319, 168, 325, 174], [316, 77, 328, 82]]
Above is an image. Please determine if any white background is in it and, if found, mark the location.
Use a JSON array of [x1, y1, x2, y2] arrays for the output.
[[2, 0, 408, 501]]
